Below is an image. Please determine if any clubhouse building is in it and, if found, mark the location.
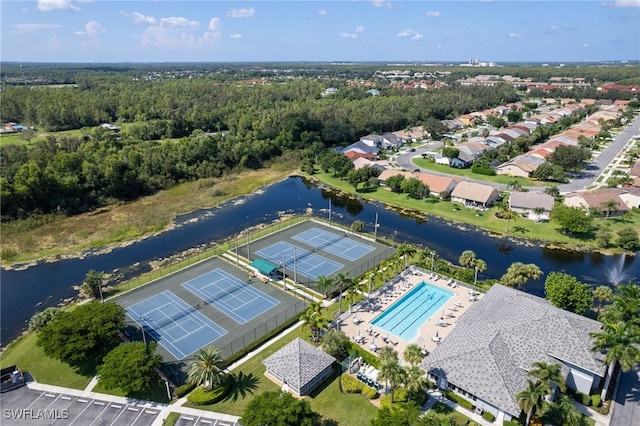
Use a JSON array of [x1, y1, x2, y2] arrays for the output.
[[421, 284, 606, 422]]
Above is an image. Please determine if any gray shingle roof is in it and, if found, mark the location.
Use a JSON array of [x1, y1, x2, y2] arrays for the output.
[[421, 284, 604, 416], [262, 338, 335, 392]]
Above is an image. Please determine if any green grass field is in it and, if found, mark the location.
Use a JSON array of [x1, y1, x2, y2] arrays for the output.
[[412, 157, 544, 187], [311, 172, 640, 250]]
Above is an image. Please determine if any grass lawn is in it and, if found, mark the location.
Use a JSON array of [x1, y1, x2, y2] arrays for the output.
[[425, 401, 479, 426], [185, 325, 378, 426], [92, 377, 171, 404], [0, 332, 92, 390], [411, 158, 545, 187], [311, 172, 640, 250]]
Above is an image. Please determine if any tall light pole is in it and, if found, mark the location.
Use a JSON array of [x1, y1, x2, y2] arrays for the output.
[[98, 284, 104, 303], [374, 213, 379, 240], [328, 198, 332, 227], [235, 233, 239, 265], [431, 252, 436, 271], [293, 247, 297, 285], [281, 250, 287, 291], [140, 317, 147, 346]]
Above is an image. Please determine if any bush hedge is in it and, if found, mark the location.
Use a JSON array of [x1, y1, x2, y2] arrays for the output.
[[575, 391, 591, 406], [186, 377, 231, 405], [590, 394, 601, 408], [471, 165, 496, 176], [482, 411, 496, 422], [174, 382, 196, 398], [348, 343, 379, 368], [443, 390, 474, 410], [340, 374, 379, 399]]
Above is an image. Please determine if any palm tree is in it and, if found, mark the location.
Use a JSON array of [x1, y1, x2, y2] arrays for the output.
[[547, 394, 585, 426], [474, 259, 487, 288], [378, 359, 406, 402], [300, 302, 329, 343], [532, 206, 546, 223], [590, 321, 640, 400], [601, 283, 640, 327], [528, 361, 566, 397], [593, 285, 613, 316], [403, 343, 425, 367], [187, 346, 227, 389], [517, 379, 548, 426], [315, 275, 334, 298], [498, 204, 517, 237], [378, 345, 398, 364], [600, 199, 619, 220], [397, 243, 417, 269], [333, 273, 351, 314], [500, 262, 543, 291], [345, 278, 362, 314], [404, 365, 428, 402], [458, 250, 477, 269]]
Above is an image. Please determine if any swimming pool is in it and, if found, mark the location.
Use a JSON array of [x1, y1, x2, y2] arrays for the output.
[[371, 282, 453, 341]]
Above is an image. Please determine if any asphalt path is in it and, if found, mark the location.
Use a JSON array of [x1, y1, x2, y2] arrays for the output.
[[395, 114, 640, 193]]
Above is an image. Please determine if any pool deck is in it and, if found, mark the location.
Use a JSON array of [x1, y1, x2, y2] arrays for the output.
[[338, 267, 482, 361]]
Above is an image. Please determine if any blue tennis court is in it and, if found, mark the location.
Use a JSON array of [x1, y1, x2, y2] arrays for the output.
[[292, 227, 375, 262], [126, 291, 227, 360], [255, 241, 344, 281], [182, 268, 280, 325]]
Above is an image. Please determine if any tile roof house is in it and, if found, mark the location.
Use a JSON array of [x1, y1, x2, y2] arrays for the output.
[[352, 157, 392, 171], [344, 151, 377, 161], [422, 284, 605, 422], [509, 192, 555, 222], [450, 181, 500, 209], [415, 173, 460, 197], [618, 187, 640, 210], [564, 189, 629, 217], [496, 154, 545, 178], [630, 160, 640, 178], [263, 338, 336, 396], [342, 141, 379, 157], [377, 169, 416, 183]]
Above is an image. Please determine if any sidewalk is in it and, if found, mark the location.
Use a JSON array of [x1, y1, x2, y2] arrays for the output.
[[422, 389, 494, 426]]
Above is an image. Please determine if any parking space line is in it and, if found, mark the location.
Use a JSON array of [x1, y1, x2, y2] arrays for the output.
[[26, 391, 49, 409], [77, 398, 89, 403], [200, 420, 213, 424], [128, 408, 145, 426], [93, 401, 105, 406], [61, 396, 72, 400], [182, 416, 195, 421], [88, 402, 110, 426], [111, 404, 122, 409], [127, 407, 139, 412], [145, 410, 158, 414], [45, 393, 57, 398], [69, 398, 96, 426]]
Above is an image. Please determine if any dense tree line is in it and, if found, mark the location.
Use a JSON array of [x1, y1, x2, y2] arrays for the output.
[[1, 78, 518, 221]]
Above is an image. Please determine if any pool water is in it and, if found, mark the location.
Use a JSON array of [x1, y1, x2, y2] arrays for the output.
[[371, 282, 453, 341]]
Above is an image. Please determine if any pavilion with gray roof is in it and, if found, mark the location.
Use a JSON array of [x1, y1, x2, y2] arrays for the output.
[[421, 284, 606, 422], [263, 338, 336, 396]]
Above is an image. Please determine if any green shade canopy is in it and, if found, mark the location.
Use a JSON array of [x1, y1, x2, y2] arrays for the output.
[[250, 259, 280, 275]]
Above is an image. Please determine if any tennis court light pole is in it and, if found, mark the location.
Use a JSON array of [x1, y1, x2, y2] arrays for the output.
[[140, 317, 147, 346], [293, 247, 297, 284], [281, 250, 287, 291], [374, 213, 379, 240]]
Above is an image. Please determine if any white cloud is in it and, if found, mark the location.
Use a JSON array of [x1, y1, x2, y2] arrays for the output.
[[355, 26, 364, 33], [159, 17, 199, 29], [371, 1, 392, 8], [229, 33, 243, 39], [397, 29, 423, 40], [199, 17, 221, 44], [426, 10, 440, 17], [75, 20, 104, 46], [317, 9, 327, 16], [509, 32, 528, 38], [227, 7, 255, 18], [38, 0, 79, 12], [340, 32, 358, 39], [133, 12, 156, 25], [602, 0, 640, 7], [13, 23, 61, 34]]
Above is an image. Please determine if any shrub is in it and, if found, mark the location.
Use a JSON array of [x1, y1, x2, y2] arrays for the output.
[[348, 343, 379, 368], [380, 394, 393, 409], [393, 387, 409, 402], [340, 374, 362, 394], [443, 390, 474, 410], [186, 378, 230, 405], [590, 394, 601, 407], [471, 165, 496, 176], [503, 421, 521, 426], [174, 382, 196, 398], [576, 391, 591, 406], [482, 411, 496, 422], [362, 386, 379, 399]]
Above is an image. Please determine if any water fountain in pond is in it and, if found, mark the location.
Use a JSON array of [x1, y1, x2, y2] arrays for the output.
[[605, 253, 633, 285]]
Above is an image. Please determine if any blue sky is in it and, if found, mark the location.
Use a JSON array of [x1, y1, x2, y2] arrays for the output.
[[2, 1, 639, 63]]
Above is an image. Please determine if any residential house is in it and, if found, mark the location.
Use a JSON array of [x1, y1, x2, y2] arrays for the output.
[[321, 87, 339, 96], [422, 284, 606, 422], [496, 154, 545, 178], [381, 132, 404, 149], [564, 189, 629, 217], [352, 157, 392, 172], [450, 181, 500, 209], [342, 141, 379, 157], [377, 169, 416, 185], [449, 142, 487, 168], [360, 134, 383, 147], [263, 338, 335, 396], [618, 187, 640, 210], [415, 173, 459, 198], [630, 160, 640, 178], [509, 192, 555, 222]]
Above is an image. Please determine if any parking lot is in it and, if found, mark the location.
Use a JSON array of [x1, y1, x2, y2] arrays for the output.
[[1, 386, 159, 425], [175, 414, 239, 426]]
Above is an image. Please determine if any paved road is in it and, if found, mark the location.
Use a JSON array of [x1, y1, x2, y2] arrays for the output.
[[559, 114, 640, 193], [610, 367, 640, 426], [395, 114, 640, 193]]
